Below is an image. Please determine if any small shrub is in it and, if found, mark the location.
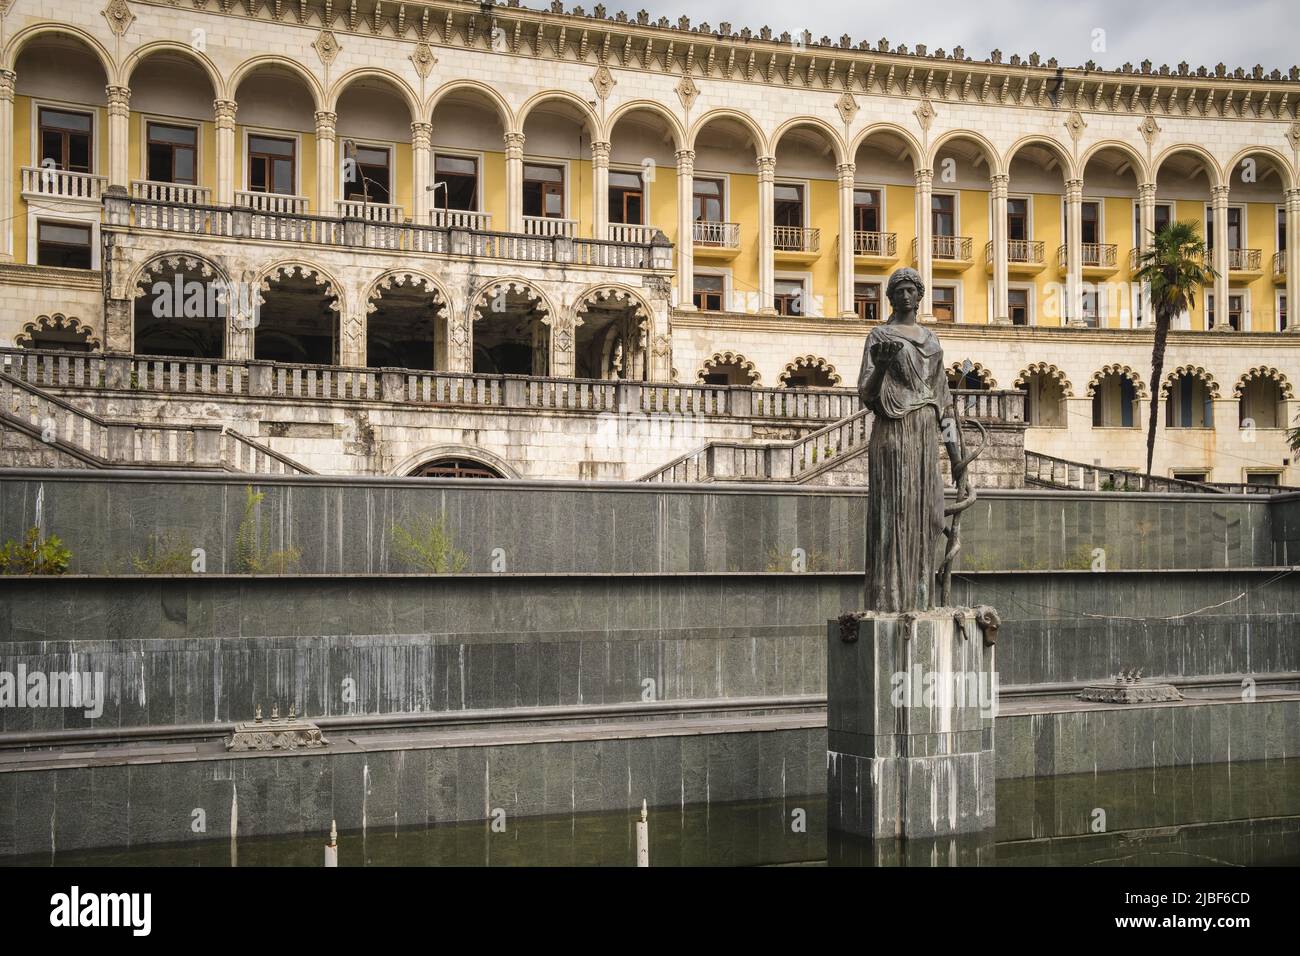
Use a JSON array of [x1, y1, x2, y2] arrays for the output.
[[0, 527, 71, 575], [391, 514, 468, 572], [234, 486, 301, 573], [130, 532, 195, 574]]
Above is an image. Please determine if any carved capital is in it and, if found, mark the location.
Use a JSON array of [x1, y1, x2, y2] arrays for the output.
[[0, 70, 15, 103], [756, 155, 776, 182], [1210, 183, 1231, 203], [674, 148, 696, 174], [410, 121, 432, 150], [989, 172, 1009, 198], [315, 110, 338, 137], [1064, 178, 1084, 201], [105, 85, 131, 116], [1137, 182, 1158, 202], [914, 167, 933, 189], [837, 162, 856, 187], [504, 131, 526, 159], [591, 140, 611, 167], [214, 99, 238, 129]]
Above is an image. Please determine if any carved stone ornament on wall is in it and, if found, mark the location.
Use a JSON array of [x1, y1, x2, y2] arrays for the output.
[[676, 74, 700, 111], [1139, 113, 1162, 145], [1286, 120, 1300, 153], [102, 0, 135, 36], [591, 64, 616, 100], [553, 318, 573, 353], [836, 92, 860, 125], [1064, 110, 1087, 141], [913, 98, 936, 131], [410, 42, 438, 78], [314, 30, 342, 67]]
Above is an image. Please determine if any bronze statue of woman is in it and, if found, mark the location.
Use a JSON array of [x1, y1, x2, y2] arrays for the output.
[[857, 268, 972, 612]]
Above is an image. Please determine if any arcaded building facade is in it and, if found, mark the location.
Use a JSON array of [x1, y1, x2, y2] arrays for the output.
[[1, 0, 1299, 482]]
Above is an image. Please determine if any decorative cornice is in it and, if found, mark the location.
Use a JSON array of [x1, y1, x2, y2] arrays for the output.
[[0, 263, 102, 289], [126, 0, 1300, 122]]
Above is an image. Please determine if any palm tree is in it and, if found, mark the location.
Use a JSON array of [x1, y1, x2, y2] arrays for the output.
[[1131, 220, 1218, 480]]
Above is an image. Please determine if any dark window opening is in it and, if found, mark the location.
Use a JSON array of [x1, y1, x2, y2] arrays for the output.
[[434, 154, 478, 211], [146, 122, 197, 185], [854, 282, 881, 322], [693, 274, 723, 312], [344, 145, 391, 205], [853, 188, 881, 232], [36, 221, 92, 269], [39, 108, 92, 173], [609, 170, 644, 225], [248, 135, 295, 195], [523, 163, 565, 218]]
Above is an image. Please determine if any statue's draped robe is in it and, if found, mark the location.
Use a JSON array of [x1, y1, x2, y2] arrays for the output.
[[857, 320, 951, 612]]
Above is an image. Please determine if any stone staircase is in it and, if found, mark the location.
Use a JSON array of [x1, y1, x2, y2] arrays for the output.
[[0, 371, 314, 474], [640, 390, 1027, 486], [1023, 450, 1297, 494]]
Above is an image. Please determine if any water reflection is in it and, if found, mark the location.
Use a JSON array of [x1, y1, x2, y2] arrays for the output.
[[7, 758, 1299, 867]]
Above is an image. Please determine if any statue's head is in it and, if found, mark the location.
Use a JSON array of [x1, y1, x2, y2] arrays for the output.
[[886, 267, 925, 313]]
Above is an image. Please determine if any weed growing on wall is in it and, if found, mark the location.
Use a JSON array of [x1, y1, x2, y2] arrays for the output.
[[234, 486, 301, 573], [0, 527, 71, 575], [130, 532, 197, 574], [391, 513, 468, 573]]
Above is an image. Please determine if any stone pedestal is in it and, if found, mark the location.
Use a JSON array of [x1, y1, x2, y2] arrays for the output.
[[827, 609, 997, 839]]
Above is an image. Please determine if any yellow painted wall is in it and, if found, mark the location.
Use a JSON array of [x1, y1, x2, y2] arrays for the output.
[[480, 149, 506, 228], [648, 161, 676, 246], [728, 171, 759, 306], [12, 95, 31, 264], [1244, 200, 1276, 331], [1028, 192, 1064, 327], [1103, 195, 1133, 328], [956, 188, 991, 324], [392, 142, 412, 214], [1175, 199, 1208, 329], [806, 178, 839, 313]]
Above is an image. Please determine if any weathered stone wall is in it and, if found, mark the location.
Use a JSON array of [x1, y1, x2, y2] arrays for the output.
[[0, 471, 1279, 576], [803, 420, 1026, 489], [0, 422, 95, 470]]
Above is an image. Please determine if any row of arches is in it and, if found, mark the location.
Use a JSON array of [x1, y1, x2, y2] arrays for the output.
[[9, 27, 1295, 192], [123, 253, 655, 377]]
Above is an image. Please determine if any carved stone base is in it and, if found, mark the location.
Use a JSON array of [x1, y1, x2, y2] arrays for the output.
[[1079, 673, 1183, 703], [227, 715, 329, 752], [827, 609, 998, 839]]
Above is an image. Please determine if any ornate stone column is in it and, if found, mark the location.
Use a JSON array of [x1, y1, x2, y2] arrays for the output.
[[675, 148, 696, 311], [1210, 183, 1231, 331], [591, 140, 610, 239], [214, 99, 238, 205], [1137, 182, 1157, 328], [1287, 188, 1300, 332], [914, 167, 934, 321], [837, 162, 857, 317], [757, 155, 776, 315], [0, 70, 15, 259], [105, 85, 131, 188], [314, 110, 337, 214], [504, 131, 525, 233], [410, 121, 432, 223], [989, 172, 1010, 324], [1064, 177, 1085, 327]]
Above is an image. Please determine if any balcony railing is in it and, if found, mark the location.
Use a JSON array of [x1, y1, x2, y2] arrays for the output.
[[693, 220, 740, 247], [773, 225, 820, 253], [336, 200, 404, 222], [1058, 243, 1118, 269], [1275, 251, 1287, 275], [131, 181, 213, 205], [1225, 247, 1263, 271], [913, 235, 973, 261], [523, 215, 577, 238], [432, 209, 492, 230], [852, 231, 897, 257], [986, 239, 1045, 265], [608, 223, 660, 244], [235, 190, 310, 215], [0, 347, 862, 423], [21, 166, 106, 201], [110, 195, 671, 270]]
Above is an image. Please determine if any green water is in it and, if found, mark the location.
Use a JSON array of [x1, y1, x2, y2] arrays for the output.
[[8, 758, 1299, 867]]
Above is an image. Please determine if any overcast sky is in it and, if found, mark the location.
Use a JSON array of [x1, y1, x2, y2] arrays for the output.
[[624, 0, 1297, 74]]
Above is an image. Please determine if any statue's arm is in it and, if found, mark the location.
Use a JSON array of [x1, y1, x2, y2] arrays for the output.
[[857, 337, 888, 408]]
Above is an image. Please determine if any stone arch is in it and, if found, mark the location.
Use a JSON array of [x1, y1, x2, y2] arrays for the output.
[[1222, 146, 1295, 192], [2, 23, 117, 79], [426, 79, 514, 130], [947, 361, 997, 389], [1087, 364, 1148, 399], [688, 108, 769, 156], [1079, 139, 1152, 183], [365, 270, 449, 371], [121, 41, 227, 99], [130, 252, 231, 300], [515, 89, 600, 135], [1003, 134, 1078, 181], [1152, 144, 1223, 188], [769, 116, 848, 165], [927, 128, 1004, 176], [1014, 362, 1074, 397], [1160, 365, 1220, 399], [469, 278, 553, 376], [606, 99, 686, 151], [253, 261, 345, 365], [327, 68, 421, 123], [573, 286, 653, 381], [697, 351, 760, 385], [392, 444, 521, 479], [1233, 366, 1294, 399], [15, 313, 100, 351], [850, 123, 924, 170], [228, 55, 326, 110], [779, 355, 841, 388]]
